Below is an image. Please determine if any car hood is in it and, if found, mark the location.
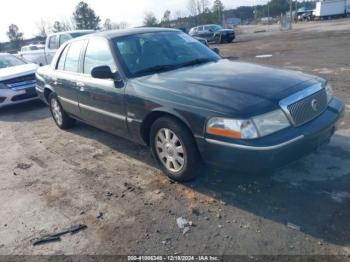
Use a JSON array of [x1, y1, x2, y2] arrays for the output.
[[131, 59, 324, 117], [0, 63, 39, 82]]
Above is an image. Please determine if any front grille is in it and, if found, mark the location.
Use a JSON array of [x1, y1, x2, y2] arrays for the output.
[[2, 74, 35, 85], [2, 74, 36, 90], [286, 88, 327, 126], [0, 97, 6, 103]]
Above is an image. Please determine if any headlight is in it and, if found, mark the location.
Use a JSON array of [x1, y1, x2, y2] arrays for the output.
[[0, 83, 8, 89], [325, 83, 333, 103], [207, 117, 258, 139], [252, 110, 290, 137], [207, 109, 290, 140]]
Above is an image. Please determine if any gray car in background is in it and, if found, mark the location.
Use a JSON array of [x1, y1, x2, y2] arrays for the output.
[[189, 24, 235, 44]]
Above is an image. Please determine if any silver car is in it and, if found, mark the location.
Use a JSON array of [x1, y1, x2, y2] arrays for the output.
[[0, 53, 39, 108]]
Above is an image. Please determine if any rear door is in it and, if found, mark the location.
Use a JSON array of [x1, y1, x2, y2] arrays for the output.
[[202, 26, 214, 40], [77, 37, 127, 136], [53, 40, 87, 117]]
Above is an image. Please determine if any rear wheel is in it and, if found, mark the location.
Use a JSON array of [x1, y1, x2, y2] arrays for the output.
[[150, 117, 202, 182], [49, 93, 75, 129], [214, 34, 222, 44]]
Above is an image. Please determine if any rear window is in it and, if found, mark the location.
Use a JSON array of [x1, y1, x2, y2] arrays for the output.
[[48, 35, 59, 50], [56, 45, 69, 71], [63, 41, 85, 73]]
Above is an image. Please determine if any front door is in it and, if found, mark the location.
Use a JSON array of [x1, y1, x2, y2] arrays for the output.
[[77, 37, 127, 136]]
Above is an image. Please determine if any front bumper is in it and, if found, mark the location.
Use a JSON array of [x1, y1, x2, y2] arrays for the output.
[[0, 86, 38, 108], [196, 97, 344, 171]]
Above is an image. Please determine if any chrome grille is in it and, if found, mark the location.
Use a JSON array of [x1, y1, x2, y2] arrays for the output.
[[287, 89, 327, 126], [279, 84, 328, 127]]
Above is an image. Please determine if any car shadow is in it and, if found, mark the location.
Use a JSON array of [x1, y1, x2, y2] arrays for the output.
[[68, 121, 156, 167], [187, 133, 350, 246], [66, 122, 350, 246], [0, 100, 49, 122]]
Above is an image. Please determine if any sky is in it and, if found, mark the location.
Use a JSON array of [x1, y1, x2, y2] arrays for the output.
[[0, 0, 266, 42]]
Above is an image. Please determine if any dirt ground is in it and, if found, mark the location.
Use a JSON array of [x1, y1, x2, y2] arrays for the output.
[[0, 19, 350, 257]]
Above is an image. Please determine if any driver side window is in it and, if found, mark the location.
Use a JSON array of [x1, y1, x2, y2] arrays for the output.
[[83, 38, 116, 75]]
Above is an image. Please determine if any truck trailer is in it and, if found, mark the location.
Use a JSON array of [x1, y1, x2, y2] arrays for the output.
[[313, 0, 350, 18]]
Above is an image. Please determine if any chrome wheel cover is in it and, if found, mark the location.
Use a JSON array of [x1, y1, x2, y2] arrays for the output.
[[51, 98, 63, 126], [155, 128, 185, 173]]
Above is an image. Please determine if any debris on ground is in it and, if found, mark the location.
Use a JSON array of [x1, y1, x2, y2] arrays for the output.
[[287, 222, 301, 231], [255, 54, 273, 58], [31, 224, 87, 246], [97, 212, 104, 219], [176, 217, 192, 234], [15, 162, 32, 170], [191, 208, 200, 216], [105, 192, 113, 197]]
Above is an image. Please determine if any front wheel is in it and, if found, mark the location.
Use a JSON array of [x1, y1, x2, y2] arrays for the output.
[[49, 93, 75, 129], [150, 117, 202, 182], [214, 34, 222, 44]]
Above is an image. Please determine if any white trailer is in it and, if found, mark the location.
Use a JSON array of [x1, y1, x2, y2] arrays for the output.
[[314, 0, 349, 17]]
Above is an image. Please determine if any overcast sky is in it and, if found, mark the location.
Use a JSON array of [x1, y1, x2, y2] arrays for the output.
[[0, 0, 267, 42]]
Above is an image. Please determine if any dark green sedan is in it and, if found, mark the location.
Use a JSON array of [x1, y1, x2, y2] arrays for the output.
[[35, 28, 344, 181]]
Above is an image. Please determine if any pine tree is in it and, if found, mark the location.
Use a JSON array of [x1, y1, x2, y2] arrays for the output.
[[73, 1, 101, 30]]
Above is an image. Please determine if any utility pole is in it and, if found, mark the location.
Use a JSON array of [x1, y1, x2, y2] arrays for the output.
[[267, 0, 270, 31], [289, 0, 293, 29]]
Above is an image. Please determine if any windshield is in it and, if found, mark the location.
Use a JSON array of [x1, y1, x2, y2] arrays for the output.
[[0, 55, 25, 69], [209, 25, 223, 31], [112, 31, 220, 77]]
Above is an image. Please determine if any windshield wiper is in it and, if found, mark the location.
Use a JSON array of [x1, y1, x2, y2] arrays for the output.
[[178, 58, 217, 68], [133, 58, 217, 76], [133, 64, 178, 76]]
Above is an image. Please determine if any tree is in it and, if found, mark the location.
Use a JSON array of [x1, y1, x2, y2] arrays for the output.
[[213, 0, 225, 24], [161, 10, 171, 27], [103, 18, 112, 31], [7, 24, 23, 49], [36, 19, 51, 38], [73, 1, 101, 30], [187, 0, 198, 16], [53, 21, 64, 33], [143, 12, 158, 27]]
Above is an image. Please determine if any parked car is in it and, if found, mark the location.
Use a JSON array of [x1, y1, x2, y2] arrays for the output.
[[18, 30, 94, 66], [0, 53, 39, 108], [36, 28, 344, 181], [18, 44, 46, 66], [189, 24, 235, 44]]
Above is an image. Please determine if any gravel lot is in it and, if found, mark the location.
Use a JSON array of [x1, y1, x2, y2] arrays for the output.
[[0, 19, 349, 256]]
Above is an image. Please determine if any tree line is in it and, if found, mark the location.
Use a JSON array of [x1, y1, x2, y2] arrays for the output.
[[1, 0, 315, 51]]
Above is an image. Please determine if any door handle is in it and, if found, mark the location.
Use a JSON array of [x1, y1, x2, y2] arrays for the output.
[[76, 82, 85, 92]]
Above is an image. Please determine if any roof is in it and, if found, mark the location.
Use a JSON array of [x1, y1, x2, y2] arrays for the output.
[[88, 27, 180, 39], [49, 30, 95, 36]]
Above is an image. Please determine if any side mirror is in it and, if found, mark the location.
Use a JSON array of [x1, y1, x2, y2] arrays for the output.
[[211, 48, 220, 55], [91, 65, 114, 79]]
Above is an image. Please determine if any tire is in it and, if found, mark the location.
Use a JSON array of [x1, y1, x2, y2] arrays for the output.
[[214, 34, 222, 44], [150, 117, 202, 182], [49, 93, 75, 129]]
